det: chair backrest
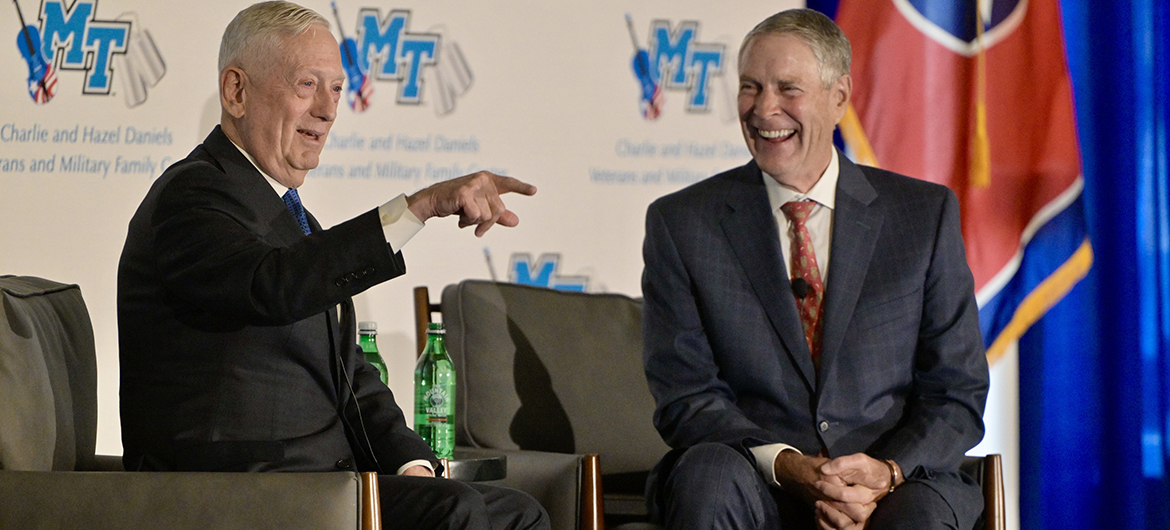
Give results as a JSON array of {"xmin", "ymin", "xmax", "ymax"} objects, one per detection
[
  {"xmin": 0, "ymin": 276, "xmax": 97, "ymax": 471},
  {"xmin": 438, "ymin": 280, "xmax": 670, "ymax": 475}
]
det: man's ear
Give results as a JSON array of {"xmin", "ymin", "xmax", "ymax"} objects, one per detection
[
  {"xmin": 832, "ymin": 74, "xmax": 853, "ymax": 121},
  {"xmin": 220, "ymin": 66, "xmax": 247, "ymax": 119}
]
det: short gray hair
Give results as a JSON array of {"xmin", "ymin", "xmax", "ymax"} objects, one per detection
[
  {"xmin": 739, "ymin": 8, "xmax": 851, "ymax": 88},
  {"xmin": 218, "ymin": 1, "xmax": 329, "ymax": 73}
]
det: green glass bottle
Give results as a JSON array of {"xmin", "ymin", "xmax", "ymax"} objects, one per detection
[
  {"xmin": 414, "ymin": 322, "xmax": 455, "ymax": 458},
  {"xmin": 358, "ymin": 321, "xmax": 388, "ymax": 385}
]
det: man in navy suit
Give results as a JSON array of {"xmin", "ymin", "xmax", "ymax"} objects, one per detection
[
  {"xmin": 118, "ymin": 2, "xmax": 546, "ymax": 529},
  {"xmin": 641, "ymin": 9, "xmax": 989, "ymax": 530}
]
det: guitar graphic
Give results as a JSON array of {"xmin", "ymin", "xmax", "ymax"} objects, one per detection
[
  {"xmin": 14, "ymin": 0, "xmax": 56, "ymax": 104},
  {"xmin": 331, "ymin": 2, "xmax": 372, "ymax": 112}
]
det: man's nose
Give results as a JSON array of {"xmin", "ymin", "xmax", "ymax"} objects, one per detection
[
  {"xmin": 754, "ymin": 89, "xmax": 781, "ymax": 115},
  {"xmin": 312, "ymin": 86, "xmax": 337, "ymax": 122}
]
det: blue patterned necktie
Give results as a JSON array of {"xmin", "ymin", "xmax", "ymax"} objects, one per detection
[{"xmin": 282, "ymin": 188, "xmax": 312, "ymax": 235}]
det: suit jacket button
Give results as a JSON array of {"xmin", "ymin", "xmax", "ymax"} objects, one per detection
[
  {"xmin": 335, "ymin": 459, "xmax": 352, "ymax": 470},
  {"xmin": 819, "ymin": 421, "xmax": 830, "ymax": 432},
  {"xmin": 345, "ymin": 273, "xmax": 356, "ymax": 281},
  {"xmin": 335, "ymin": 278, "xmax": 346, "ymax": 286}
]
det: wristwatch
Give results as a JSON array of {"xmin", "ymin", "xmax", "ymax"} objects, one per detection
[{"xmin": 883, "ymin": 459, "xmax": 900, "ymax": 494}]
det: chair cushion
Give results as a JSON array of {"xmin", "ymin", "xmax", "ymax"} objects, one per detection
[
  {"xmin": 441, "ymin": 280, "xmax": 669, "ymax": 475},
  {"xmin": 0, "ymin": 276, "xmax": 96, "ymax": 471}
]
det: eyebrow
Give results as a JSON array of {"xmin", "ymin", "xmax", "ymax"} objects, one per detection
[{"xmin": 291, "ymin": 67, "xmax": 346, "ymax": 84}]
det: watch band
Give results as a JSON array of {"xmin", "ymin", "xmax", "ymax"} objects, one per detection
[{"xmin": 883, "ymin": 459, "xmax": 899, "ymax": 494}]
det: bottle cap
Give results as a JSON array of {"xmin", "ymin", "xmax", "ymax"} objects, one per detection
[
  {"xmin": 359, "ymin": 321, "xmax": 377, "ymax": 332},
  {"xmin": 427, "ymin": 322, "xmax": 445, "ymax": 334}
]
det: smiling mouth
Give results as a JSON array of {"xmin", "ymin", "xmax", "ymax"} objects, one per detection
[
  {"xmin": 298, "ymin": 128, "xmax": 324, "ymax": 141},
  {"xmin": 755, "ymin": 127, "xmax": 796, "ymax": 140}
]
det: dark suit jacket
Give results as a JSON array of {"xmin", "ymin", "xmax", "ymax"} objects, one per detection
[
  {"xmin": 642, "ymin": 155, "xmax": 989, "ymax": 516},
  {"xmin": 118, "ymin": 126, "xmax": 433, "ymax": 474}
]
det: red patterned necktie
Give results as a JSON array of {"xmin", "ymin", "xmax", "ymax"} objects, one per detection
[{"xmin": 780, "ymin": 201, "xmax": 824, "ymax": 367}]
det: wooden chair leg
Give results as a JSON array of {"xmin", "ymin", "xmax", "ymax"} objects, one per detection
[
  {"xmin": 983, "ymin": 454, "xmax": 1005, "ymax": 530},
  {"xmin": 361, "ymin": 472, "xmax": 381, "ymax": 530},
  {"xmin": 581, "ymin": 454, "xmax": 604, "ymax": 530}
]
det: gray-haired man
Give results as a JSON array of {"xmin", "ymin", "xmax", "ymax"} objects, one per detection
[
  {"xmin": 118, "ymin": 3, "xmax": 547, "ymax": 528},
  {"xmin": 642, "ymin": 9, "xmax": 988, "ymax": 530}
]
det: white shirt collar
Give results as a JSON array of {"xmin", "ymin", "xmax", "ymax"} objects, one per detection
[
  {"xmin": 227, "ymin": 136, "xmax": 289, "ymax": 197},
  {"xmin": 762, "ymin": 148, "xmax": 839, "ymax": 210}
]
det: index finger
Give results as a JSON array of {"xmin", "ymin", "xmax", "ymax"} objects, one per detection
[
  {"xmin": 491, "ymin": 174, "xmax": 538, "ymax": 196},
  {"xmin": 821, "ymin": 453, "xmax": 870, "ymax": 475},
  {"xmin": 816, "ymin": 480, "xmax": 880, "ymax": 505}
]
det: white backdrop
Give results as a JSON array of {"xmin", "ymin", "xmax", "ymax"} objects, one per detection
[
  {"xmin": 1, "ymin": 0, "xmax": 788, "ymax": 454},
  {"xmin": 1, "ymin": 1, "xmax": 1016, "ymax": 526}
]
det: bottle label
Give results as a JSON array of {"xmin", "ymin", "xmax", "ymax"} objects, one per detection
[{"xmin": 423, "ymin": 387, "xmax": 451, "ymax": 419}]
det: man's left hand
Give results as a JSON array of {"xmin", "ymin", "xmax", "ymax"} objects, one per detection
[
  {"xmin": 811, "ymin": 453, "xmax": 901, "ymax": 529},
  {"xmin": 406, "ymin": 171, "xmax": 537, "ymax": 237},
  {"xmin": 819, "ymin": 453, "xmax": 898, "ymax": 504}
]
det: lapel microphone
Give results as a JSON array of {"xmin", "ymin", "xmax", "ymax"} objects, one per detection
[{"xmin": 791, "ymin": 278, "xmax": 811, "ymax": 299}]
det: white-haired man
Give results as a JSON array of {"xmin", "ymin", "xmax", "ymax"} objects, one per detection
[{"xmin": 118, "ymin": 3, "xmax": 547, "ymax": 528}]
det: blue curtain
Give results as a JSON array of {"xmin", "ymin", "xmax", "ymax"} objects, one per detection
[
  {"xmin": 1039, "ymin": 0, "xmax": 1170, "ymax": 528},
  {"xmin": 808, "ymin": 0, "xmax": 1170, "ymax": 527}
]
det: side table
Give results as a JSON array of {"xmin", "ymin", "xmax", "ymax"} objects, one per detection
[{"xmin": 440, "ymin": 449, "xmax": 506, "ymax": 481}]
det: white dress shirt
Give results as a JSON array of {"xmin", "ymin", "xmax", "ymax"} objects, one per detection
[{"xmin": 749, "ymin": 148, "xmax": 840, "ymax": 486}]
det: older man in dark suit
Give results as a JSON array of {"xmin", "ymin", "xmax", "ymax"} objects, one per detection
[
  {"xmin": 641, "ymin": 9, "xmax": 989, "ymax": 530},
  {"xmin": 117, "ymin": 2, "xmax": 546, "ymax": 529}
]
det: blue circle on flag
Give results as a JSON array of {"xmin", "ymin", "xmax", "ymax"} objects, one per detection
[{"xmin": 907, "ymin": 0, "xmax": 1022, "ymax": 43}]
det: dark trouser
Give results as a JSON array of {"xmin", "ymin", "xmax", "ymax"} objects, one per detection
[
  {"xmin": 648, "ymin": 442, "xmax": 980, "ymax": 530},
  {"xmin": 378, "ymin": 476, "xmax": 549, "ymax": 530}
]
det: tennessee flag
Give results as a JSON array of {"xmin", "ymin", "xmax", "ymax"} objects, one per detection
[{"xmin": 835, "ymin": 0, "xmax": 1092, "ymax": 364}]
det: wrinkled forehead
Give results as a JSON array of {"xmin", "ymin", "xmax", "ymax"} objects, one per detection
[
  {"xmin": 738, "ymin": 33, "xmax": 817, "ymax": 71},
  {"xmin": 258, "ymin": 24, "xmax": 341, "ymax": 79}
]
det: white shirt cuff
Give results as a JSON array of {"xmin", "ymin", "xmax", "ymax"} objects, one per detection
[
  {"xmin": 396, "ymin": 459, "xmax": 435, "ymax": 476},
  {"xmin": 378, "ymin": 194, "xmax": 425, "ymax": 252},
  {"xmin": 749, "ymin": 443, "xmax": 802, "ymax": 487}
]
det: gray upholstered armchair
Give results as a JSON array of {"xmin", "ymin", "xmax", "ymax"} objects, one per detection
[
  {"xmin": 416, "ymin": 280, "xmax": 1007, "ymax": 530},
  {"xmin": 415, "ymin": 280, "xmax": 671, "ymax": 530},
  {"xmin": 0, "ymin": 276, "xmax": 381, "ymax": 529}
]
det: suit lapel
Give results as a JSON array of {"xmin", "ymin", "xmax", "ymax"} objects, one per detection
[
  {"xmin": 721, "ymin": 162, "xmax": 818, "ymax": 390},
  {"xmin": 819, "ymin": 155, "xmax": 882, "ymax": 387},
  {"xmin": 202, "ymin": 126, "xmax": 308, "ymax": 244}
]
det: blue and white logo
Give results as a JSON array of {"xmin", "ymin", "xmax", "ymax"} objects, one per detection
[
  {"xmin": 355, "ymin": 9, "xmax": 437, "ymax": 104},
  {"xmin": 509, "ymin": 253, "xmax": 588, "ymax": 292},
  {"xmin": 625, "ymin": 17, "xmax": 725, "ymax": 118},
  {"xmin": 13, "ymin": 0, "xmax": 165, "ymax": 106},
  {"xmin": 334, "ymin": 5, "xmax": 473, "ymax": 115}
]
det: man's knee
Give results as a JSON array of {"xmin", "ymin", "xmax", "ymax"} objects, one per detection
[
  {"xmin": 658, "ymin": 443, "xmax": 775, "ymax": 529},
  {"xmin": 472, "ymin": 483, "xmax": 549, "ymax": 530},
  {"xmin": 869, "ymin": 481, "xmax": 958, "ymax": 530},
  {"xmin": 407, "ymin": 479, "xmax": 492, "ymax": 530},
  {"xmin": 669, "ymin": 443, "xmax": 759, "ymax": 487}
]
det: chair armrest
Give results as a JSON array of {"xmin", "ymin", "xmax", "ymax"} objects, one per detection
[
  {"xmin": 0, "ymin": 470, "xmax": 364, "ymax": 530},
  {"xmin": 454, "ymin": 447, "xmax": 596, "ymax": 530}
]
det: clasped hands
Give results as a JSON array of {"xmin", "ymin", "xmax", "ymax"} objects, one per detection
[
  {"xmin": 407, "ymin": 171, "xmax": 537, "ymax": 237},
  {"xmin": 775, "ymin": 451, "xmax": 903, "ymax": 530}
]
